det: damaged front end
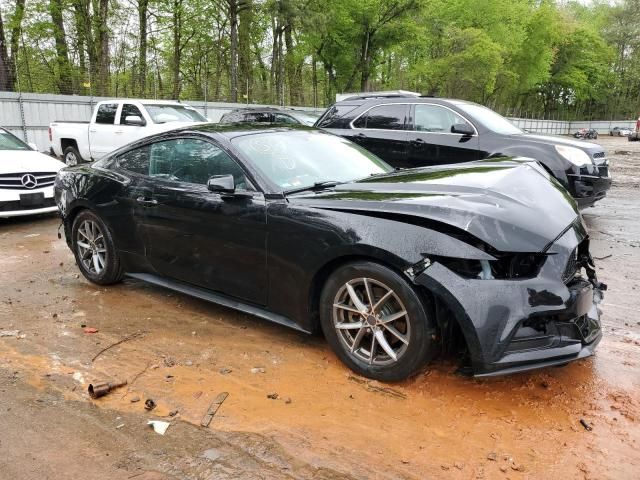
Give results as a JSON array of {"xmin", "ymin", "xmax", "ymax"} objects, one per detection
[{"xmin": 409, "ymin": 219, "xmax": 606, "ymax": 377}]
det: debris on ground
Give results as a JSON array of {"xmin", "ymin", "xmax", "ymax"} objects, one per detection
[
  {"xmin": 168, "ymin": 409, "xmax": 178, "ymax": 417},
  {"xmin": 580, "ymin": 419, "xmax": 593, "ymax": 431},
  {"xmin": 130, "ymin": 396, "xmax": 141, "ymax": 403},
  {"xmin": 147, "ymin": 420, "xmax": 171, "ymax": 435},
  {"xmin": 83, "ymin": 327, "xmax": 99, "ymax": 334},
  {"xmin": 163, "ymin": 356, "xmax": 176, "ymax": 367},
  {"xmin": 91, "ymin": 332, "xmax": 145, "ymax": 362},
  {"xmin": 347, "ymin": 375, "xmax": 407, "ymax": 400},
  {"xmin": 250, "ymin": 367, "xmax": 265, "ymax": 374},
  {"xmin": 267, "ymin": 392, "xmax": 279, "ymax": 400},
  {"xmin": 115, "ymin": 424, "xmax": 125, "ymax": 429},
  {"xmin": 201, "ymin": 448, "xmax": 222, "ymax": 461},
  {"xmin": 219, "ymin": 367, "xmax": 232, "ymax": 375},
  {"xmin": 594, "ymin": 254, "xmax": 613, "ymax": 260},
  {"xmin": 285, "ymin": 397, "xmax": 292, "ymax": 404},
  {"xmin": 88, "ymin": 380, "xmax": 128, "ymax": 399},
  {"xmin": 0, "ymin": 330, "xmax": 20, "ymax": 337},
  {"xmin": 72, "ymin": 372, "xmax": 85, "ymax": 384},
  {"xmin": 200, "ymin": 392, "xmax": 229, "ymax": 427},
  {"xmin": 144, "ymin": 399, "xmax": 156, "ymax": 411},
  {"xmin": 454, "ymin": 461, "xmax": 464, "ymax": 470},
  {"xmin": 487, "ymin": 452, "xmax": 497, "ymax": 461}
]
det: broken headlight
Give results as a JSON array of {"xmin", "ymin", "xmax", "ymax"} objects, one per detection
[{"xmin": 435, "ymin": 253, "xmax": 547, "ymax": 280}]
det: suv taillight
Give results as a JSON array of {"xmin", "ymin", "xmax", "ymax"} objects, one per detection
[{"xmin": 48, "ymin": 127, "xmax": 52, "ymax": 142}]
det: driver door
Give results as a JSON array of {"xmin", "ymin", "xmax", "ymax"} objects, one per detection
[{"xmin": 140, "ymin": 137, "xmax": 268, "ymax": 305}]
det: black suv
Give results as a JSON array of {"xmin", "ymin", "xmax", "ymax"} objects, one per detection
[
  {"xmin": 219, "ymin": 107, "xmax": 319, "ymax": 126},
  {"xmin": 316, "ymin": 94, "xmax": 611, "ymax": 207}
]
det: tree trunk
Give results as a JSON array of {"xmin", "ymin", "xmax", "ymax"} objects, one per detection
[
  {"xmin": 50, "ymin": 0, "xmax": 73, "ymax": 94},
  {"xmin": 95, "ymin": 0, "xmax": 110, "ymax": 96},
  {"xmin": 0, "ymin": 9, "xmax": 11, "ymax": 91},
  {"xmin": 0, "ymin": 0, "xmax": 25, "ymax": 91},
  {"xmin": 238, "ymin": 0, "xmax": 252, "ymax": 103},
  {"xmin": 360, "ymin": 29, "xmax": 371, "ymax": 91},
  {"xmin": 229, "ymin": 0, "xmax": 239, "ymax": 102},
  {"xmin": 137, "ymin": 0, "xmax": 149, "ymax": 96},
  {"xmin": 171, "ymin": 0, "xmax": 182, "ymax": 98}
]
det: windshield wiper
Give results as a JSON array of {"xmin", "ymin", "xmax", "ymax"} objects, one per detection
[{"xmin": 284, "ymin": 181, "xmax": 342, "ymax": 195}]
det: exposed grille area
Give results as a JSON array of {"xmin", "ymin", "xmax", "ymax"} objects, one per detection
[
  {"xmin": 0, "ymin": 172, "xmax": 57, "ymax": 190},
  {"xmin": 562, "ymin": 247, "xmax": 579, "ymax": 283},
  {"xmin": 598, "ymin": 165, "xmax": 609, "ymax": 177},
  {"xmin": 592, "ymin": 151, "xmax": 606, "ymax": 159},
  {"xmin": 0, "ymin": 197, "xmax": 56, "ymax": 212}
]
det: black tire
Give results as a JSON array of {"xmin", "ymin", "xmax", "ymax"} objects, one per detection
[
  {"xmin": 71, "ymin": 210, "xmax": 123, "ymax": 285},
  {"xmin": 319, "ymin": 261, "xmax": 435, "ymax": 382},
  {"xmin": 63, "ymin": 145, "xmax": 83, "ymax": 166}
]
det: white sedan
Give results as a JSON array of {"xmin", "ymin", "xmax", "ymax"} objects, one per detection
[{"xmin": 1, "ymin": 128, "xmax": 65, "ymax": 218}]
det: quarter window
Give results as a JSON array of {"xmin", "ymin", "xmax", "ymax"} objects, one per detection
[
  {"xmin": 353, "ymin": 104, "xmax": 407, "ymax": 130},
  {"xmin": 413, "ymin": 104, "xmax": 472, "ymax": 133},
  {"xmin": 95, "ymin": 103, "xmax": 118, "ymax": 124}
]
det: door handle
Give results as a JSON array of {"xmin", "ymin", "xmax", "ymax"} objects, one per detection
[
  {"xmin": 136, "ymin": 196, "xmax": 158, "ymax": 206},
  {"xmin": 411, "ymin": 138, "xmax": 425, "ymax": 145},
  {"xmin": 89, "ymin": 129, "xmax": 97, "ymax": 133},
  {"xmin": 355, "ymin": 133, "xmax": 367, "ymax": 139},
  {"xmin": 115, "ymin": 130, "xmax": 123, "ymax": 134}
]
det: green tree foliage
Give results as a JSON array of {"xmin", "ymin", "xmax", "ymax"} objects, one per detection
[{"xmin": 0, "ymin": 0, "xmax": 638, "ymax": 119}]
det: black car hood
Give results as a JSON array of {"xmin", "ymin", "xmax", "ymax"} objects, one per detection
[{"xmin": 288, "ymin": 159, "xmax": 580, "ymax": 253}]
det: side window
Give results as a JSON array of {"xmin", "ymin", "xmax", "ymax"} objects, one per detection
[
  {"xmin": 414, "ymin": 104, "xmax": 472, "ymax": 133},
  {"xmin": 273, "ymin": 113, "xmax": 298, "ymax": 125},
  {"xmin": 148, "ymin": 138, "xmax": 254, "ymax": 190},
  {"xmin": 120, "ymin": 104, "xmax": 144, "ymax": 124},
  {"xmin": 95, "ymin": 103, "xmax": 118, "ymax": 124},
  {"xmin": 117, "ymin": 145, "xmax": 151, "ymax": 175},
  {"xmin": 353, "ymin": 104, "xmax": 407, "ymax": 130}
]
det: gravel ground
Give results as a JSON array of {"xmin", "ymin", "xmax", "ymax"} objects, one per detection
[{"xmin": 1, "ymin": 135, "xmax": 639, "ymax": 479}]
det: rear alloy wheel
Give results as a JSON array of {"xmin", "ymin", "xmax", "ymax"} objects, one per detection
[
  {"xmin": 63, "ymin": 146, "xmax": 83, "ymax": 166},
  {"xmin": 72, "ymin": 210, "xmax": 123, "ymax": 285},
  {"xmin": 320, "ymin": 262, "xmax": 435, "ymax": 381}
]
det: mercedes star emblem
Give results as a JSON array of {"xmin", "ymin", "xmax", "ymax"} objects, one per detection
[{"xmin": 21, "ymin": 173, "xmax": 38, "ymax": 189}]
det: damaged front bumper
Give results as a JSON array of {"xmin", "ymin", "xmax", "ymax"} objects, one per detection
[{"xmin": 412, "ymin": 225, "xmax": 605, "ymax": 377}]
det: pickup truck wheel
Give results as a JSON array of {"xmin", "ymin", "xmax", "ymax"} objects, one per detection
[{"xmin": 63, "ymin": 146, "xmax": 83, "ymax": 166}]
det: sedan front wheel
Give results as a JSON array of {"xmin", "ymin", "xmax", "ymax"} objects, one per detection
[{"xmin": 320, "ymin": 261, "xmax": 436, "ymax": 381}]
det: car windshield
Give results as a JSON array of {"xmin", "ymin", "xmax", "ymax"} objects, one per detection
[
  {"xmin": 0, "ymin": 129, "xmax": 30, "ymax": 151},
  {"xmin": 146, "ymin": 105, "xmax": 207, "ymax": 123},
  {"xmin": 232, "ymin": 130, "xmax": 392, "ymax": 191},
  {"xmin": 456, "ymin": 104, "xmax": 523, "ymax": 135}
]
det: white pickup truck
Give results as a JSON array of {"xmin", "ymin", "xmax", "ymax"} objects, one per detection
[{"xmin": 49, "ymin": 99, "xmax": 208, "ymax": 165}]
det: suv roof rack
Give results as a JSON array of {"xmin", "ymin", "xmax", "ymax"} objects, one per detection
[{"xmin": 336, "ymin": 90, "xmax": 421, "ymax": 102}]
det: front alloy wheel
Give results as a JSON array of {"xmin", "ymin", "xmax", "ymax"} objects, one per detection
[
  {"xmin": 320, "ymin": 261, "xmax": 435, "ymax": 381},
  {"xmin": 333, "ymin": 278, "xmax": 410, "ymax": 365}
]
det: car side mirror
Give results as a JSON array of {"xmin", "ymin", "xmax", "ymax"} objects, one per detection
[
  {"xmin": 207, "ymin": 174, "xmax": 235, "ymax": 194},
  {"xmin": 124, "ymin": 115, "xmax": 146, "ymax": 126},
  {"xmin": 28, "ymin": 142, "xmax": 38, "ymax": 151},
  {"xmin": 451, "ymin": 123, "xmax": 474, "ymax": 136}
]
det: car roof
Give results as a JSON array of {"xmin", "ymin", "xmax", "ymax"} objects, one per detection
[
  {"xmin": 163, "ymin": 122, "xmax": 316, "ymax": 140},
  {"xmin": 333, "ymin": 96, "xmax": 480, "ymax": 108},
  {"xmin": 225, "ymin": 107, "xmax": 316, "ymax": 115}
]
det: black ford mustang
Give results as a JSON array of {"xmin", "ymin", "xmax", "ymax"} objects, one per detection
[{"xmin": 54, "ymin": 124, "xmax": 605, "ymax": 381}]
